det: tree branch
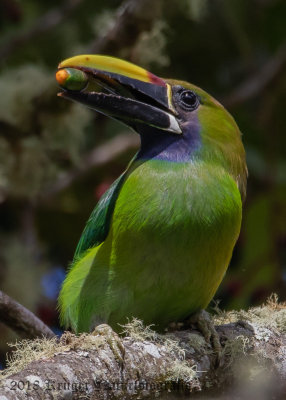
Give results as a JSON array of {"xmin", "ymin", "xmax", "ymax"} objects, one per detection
[
  {"xmin": 0, "ymin": 0, "xmax": 163, "ymax": 64},
  {"xmin": 1, "ymin": 301, "xmax": 286, "ymax": 399},
  {"xmin": 0, "ymin": 290, "xmax": 55, "ymax": 340},
  {"xmin": 223, "ymin": 41, "xmax": 286, "ymax": 108},
  {"xmin": 39, "ymin": 132, "xmax": 139, "ymax": 202}
]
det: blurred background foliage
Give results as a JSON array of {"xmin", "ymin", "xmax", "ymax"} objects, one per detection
[{"xmin": 0, "ymin": 0, "xmax": 285, "ymax": 367}]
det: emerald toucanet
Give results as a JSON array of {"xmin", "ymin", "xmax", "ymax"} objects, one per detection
[{"xmin": 56, "ymin": 55, "xmax": 247, "ymax": 334}]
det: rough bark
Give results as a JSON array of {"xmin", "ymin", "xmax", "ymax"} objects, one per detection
[{"xmin": 1, "ymin": 300, "xmax": 286, "ymax": 399}]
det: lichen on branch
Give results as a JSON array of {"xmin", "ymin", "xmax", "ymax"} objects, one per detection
[{"xmin": 1, "ymin": 298, "xmax": 286, "ymax": 399}]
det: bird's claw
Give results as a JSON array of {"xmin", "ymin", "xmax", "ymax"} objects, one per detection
[
  {"xmin": 92, "ymin": 324, "xmax": 125, "ymax": 368},
  {"xmin": 187, "ymin": 310, "xmax": 222, "ymax": 366},
  {"xmin": 167, "ymin": 321, "xmax": 185, "ymax": 331}
]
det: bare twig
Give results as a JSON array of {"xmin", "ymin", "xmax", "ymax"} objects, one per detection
[
  {"xmin": 223, "ymin": 41, "xmax": 286, "ymax": 108},
  {"xmin": 0, "ymin": 290, "xmax": 55, "ymax": 339},
  {"xmin": 0, "ymin": 0, "xmax": 163, "ymax": 63},
  {"xmin": 1, "ymin": 302, "xmax": 286, "ymax": 398},
  {"xmin": 0, "ymin": 0, "xmax": 84, "ymax": 62},
  {"xmin": 40, "ymin": 132, "xmax": 139, "ymax": 201},
  {"xmin": 89, "ymin": 0, "xmax": 163, "ymax": 55}
]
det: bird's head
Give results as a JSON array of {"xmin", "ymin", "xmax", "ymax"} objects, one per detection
[{"xmin": 56, "ymin": 55, "xmax": 247, "ymax": 198}]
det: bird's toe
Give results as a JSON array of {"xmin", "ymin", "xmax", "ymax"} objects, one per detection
[
  {"xmin": 187, "ymin": 310, "xmax": 222, "ymax": 365},
  {"xmin": 92, "ymin": 323, "xmax": 125, "ymax": 367}
]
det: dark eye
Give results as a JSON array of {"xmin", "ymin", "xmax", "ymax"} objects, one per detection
[{"xmin": 179, "ymin": 90, "xmax": 200, "ymax": 111}]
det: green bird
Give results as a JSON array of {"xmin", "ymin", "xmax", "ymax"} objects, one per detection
[{"xmin": 56, "ymin": 55, "xmax": 247, "ymax": 335}]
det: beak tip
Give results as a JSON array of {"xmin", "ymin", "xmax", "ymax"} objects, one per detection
[{"xmin": 168, "ymin": 115, "xmax": 182, "ymax": 134}]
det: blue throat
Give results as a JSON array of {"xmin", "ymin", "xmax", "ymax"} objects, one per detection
[{"xmin": 135, "ymin": 116, "xmax": 201, "ymax": 163}]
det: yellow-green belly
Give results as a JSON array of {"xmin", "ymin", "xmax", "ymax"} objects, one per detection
[{"xmin": 61, "ymin": 160, "xmax": 242, "ymax": 332}]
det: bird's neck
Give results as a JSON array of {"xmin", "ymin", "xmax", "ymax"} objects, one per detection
[
  {"xmin": 135, "ymin": 122, "xmax": 246, "ymax": 201},
  {"xmin": 135, "ymin": 119, "xmax": 201, "ymax": 163}
]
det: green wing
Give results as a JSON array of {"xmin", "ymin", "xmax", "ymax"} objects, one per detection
[{"xmin": 74, "ymin": 172, "xmax": 126, "ymax": 260}]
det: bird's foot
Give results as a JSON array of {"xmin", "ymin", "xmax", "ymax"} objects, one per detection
[
  {"xmin": 187, "ymin": 310, "xmax": 222, "ymax": 366},
  {"xmin": 167, "ymin": 321, "xmax": 185, "ymax": 331},
  {"xmin": 92, "ymin": 324, "xmax": 125, "ymax": 368}
]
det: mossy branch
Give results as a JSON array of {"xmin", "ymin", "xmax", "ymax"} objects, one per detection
[{"xmin": 1, "ymin": 297, "xmax": 286, "ymax": 399}]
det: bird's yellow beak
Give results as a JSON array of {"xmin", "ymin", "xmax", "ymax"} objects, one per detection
[
  {"xmin": 58, "ymin": 54, "xmax": 166, "ymax": 87},
  {"xmin": 56, "ymin": 54, "xmax": 181, "ymax": 134}
]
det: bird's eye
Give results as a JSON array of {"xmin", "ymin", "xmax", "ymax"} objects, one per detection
[{"xmin": 179, "ymin": 90, "xmax": 200, "ymax": 111}]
